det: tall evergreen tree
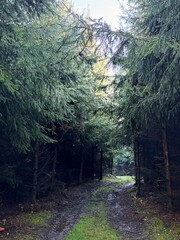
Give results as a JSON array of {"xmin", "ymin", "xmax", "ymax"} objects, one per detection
[{"xmin": 111, "ymin": 0, "xmax": 180, "ymax": 208}]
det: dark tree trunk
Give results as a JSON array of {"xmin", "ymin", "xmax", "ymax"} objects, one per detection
[
  {"xmin": 110, "ymin": 158, "xmax": 113, "ymax": 175},
  {"xmin": 79, "ymin": 143, "xmax": 84, "ymax": 184},
  {"xmin": 51, "ymin": 144, "xmax": 58, "ymax": 190},
  {"xmin": 134, "ymin": 141, "xmax": 138, "ymax": 186},
  {"xmin": 99, "ymin": 148, "xmax": 103, "ymax": 180},
  {"xmin": 91, "ymin": 145, "xmax": 95, "ymax": 180},
  {"xmin": 32, "ymin": 141, "xmax": 39, "ymax": 203},
  {"xmin": 162, "ymin": 123, "xmax": 173, "ymax": 209},
  {"xmin": 134, "ymin": 139, "xmax": 141, "ymax": 196}
]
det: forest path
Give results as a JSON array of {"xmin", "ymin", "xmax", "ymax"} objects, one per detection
[
  {"xmin": 39, "ymin": 182, "xmax": 100, "ymax": 240},
  {"xmin": 106, "ymin": 183, "xmax": 150, "ymax": 239},
  {"xmin": 39, "ymin": 178, "xmax": 150, "ymax": 240}
]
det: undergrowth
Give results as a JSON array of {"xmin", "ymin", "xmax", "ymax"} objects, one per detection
[
  {"xmin": 25, "ymin": 211, "xmax": 52, "ymax": 226},
  {"xmin": 130, "ymin": 188, "xmax": 180, "ymax": 240},
  {"xmin": 13, "ymin": 211, "xmax": 52, "ymax": 240},
  {"xmin": 150, "ymin": 217, "xmax": 180, "ymax": 240}
]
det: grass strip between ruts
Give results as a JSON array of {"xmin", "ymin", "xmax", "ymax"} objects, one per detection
[{"xmin": 64, "ymin": 176, "xmax": 134, "ymax": 240}]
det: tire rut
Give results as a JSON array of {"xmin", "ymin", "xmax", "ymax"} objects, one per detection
[
  {"xmin": 106, "ymin": 183, "xmax": 150, "ymax": 240},
  {"xmin": 39, "ymin": 182, "xmax": 150, "ymax": 240}
]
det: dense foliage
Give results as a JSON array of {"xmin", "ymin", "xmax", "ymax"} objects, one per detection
[
  {"xmin": 0, "ymin": 0, "xmax": 122, "ymax": 203},
  {"xmin": 112, "ymin": 0, "xmax": 180, "ymax": 209}
]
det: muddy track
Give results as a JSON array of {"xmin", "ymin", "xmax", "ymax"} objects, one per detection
[
  {"xmin": 39, "ymin": 182, "xmax": 102, "ymax": 240},
  {"xmin": 106, "ymin": 183, "xmax": 150, "ymax": 240},
  {"xmin": 39, "ymin": 182, "xmax": 148, "ymax": 240}
]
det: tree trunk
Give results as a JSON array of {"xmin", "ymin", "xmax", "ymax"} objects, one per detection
[
  {"xmin": 51, "ymin": 144, "xmax": 58, "ymax": 190},
  {"xmin": 99, "ymin": 148, "xmax": 103, "ymax": 180},
  {"xmin": 91, "ymin": 145, "xmax": 95, "ymax": 180},
  {"xmin": 32, "ymin": 141, "xmax": 39, "ymax": 203},
  {"xmin": 134, "ymin": 139, "xmax": 141, "ymax": 196},
  {"xmin": 110, "ymin": 158, "xmax": 113, "ymax": 175},
  {"xmin": 134, "ymin": 141, "xmax": 138, "ymax": 186},
  {"xmin": 162, "ymin": 123, "xmax": 173, "ymax": 209},
  {"xmin": 79, "ymin": 143, "xmax": 84, "ymax": 183}
]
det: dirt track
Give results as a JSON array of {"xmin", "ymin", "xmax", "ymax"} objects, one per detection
[
  {"xmin": 106, "ymin": 183, "xmax": 150, "ymax": 239},
  {"xmin": 39, "ymin": 181, "xmax": 149, "ymax": 240}
]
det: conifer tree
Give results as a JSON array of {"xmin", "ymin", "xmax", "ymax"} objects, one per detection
[{"xmin": 112, "ymin": 0, "xmax": 180, "ymax": 208}]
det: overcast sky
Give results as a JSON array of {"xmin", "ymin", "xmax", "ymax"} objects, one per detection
[{"xmin": 71, "ymin": 0, "xmax": 121, "ymax": 29}]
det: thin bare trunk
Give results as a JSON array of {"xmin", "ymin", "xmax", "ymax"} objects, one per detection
[
  {"xmin": 51, "ymin": 145, "xmax": 58, "ymax": 189},
  {"xmin": 99, "ymin": 148, "xmax": 103, "ymax": 180},
  {"xmin": 110, "ymin": 158, "xmax": 113, "ymax": 175},
  {"xmin": 134, "ymin": 139, "xmax": 141, "ymax": 196},
  {"xmin": 32, "ymin": 141, "xmax": 39, "ymax": 203},
  {"xmin": 91, "ymin": 145, "xmax": 95, "ymax": 180},
  {"xmin": 162, "ymin": 123, "xmax": 173, "ymax": 209},
  {"xmin": 134, "ymin": 141, "xmax": 138, "ymax": 187},
  {"xmin": 79, "ymin": 144, "xmax": 84, "ymax": 183}
]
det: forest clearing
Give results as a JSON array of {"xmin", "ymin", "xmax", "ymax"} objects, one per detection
[{"xmin": 0, "ymin": 0, "xmax": 180, "ymax": 239}]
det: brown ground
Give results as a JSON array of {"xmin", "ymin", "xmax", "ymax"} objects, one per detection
[
  {"xmin": 39, "ymin": 182, "xmax": 101, "ymax": 240},
  {"xmin": 39, "ymin": 182, "xmax": 149, "ymax": 240},
  {"xmin": 0, "ymin": 180, "xmax": 179, "ymax": 239},
  {"xmin": 106, "ymin": 183, "xmax": 151, "ymax": 239}
]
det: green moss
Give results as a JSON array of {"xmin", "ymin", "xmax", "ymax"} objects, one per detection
[
  {"xmin": 64, "ymin": 178, "xmax": 133, "ymax": 240},
  {"xmin": 13, "ymin": 211, "xmax": 52, "ymax": 240},
  {"xmin": 92, "ymin": 175, "xmax": 134, "ymax": 200},
  {"xmin": 19, "ymin": 210, "xmax": 51, "ymax": 227},
  {"xmin": 129, "ymin": 184, "xmax": 180, "ymax": 240},
  {"xmin": 150, "ymin": 217, "xmax": 180, "ymax": 240},
  {"xmin": 92, "ymin": 185, "xmax": 116, "ymax": 199},
  {"xmin": 65, "ymin": 201, "xmax": 120, "ymax": 240},
  {"xmin": 103, "ymin": 175, "xmax": 134, "ymax": 184},
  {"xmin": 27, "ymin": 211, "xmax": 52, "ymax": 226},
  {"xmin": 115, "ymin": 175, "xmax": 134, "ymax": 183}
]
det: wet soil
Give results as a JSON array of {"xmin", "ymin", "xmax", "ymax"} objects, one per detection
[
  {"xmin": 1, "ymin": 181, "xmax": 179, "ymax": 239},
  {"xmin": 39, "ymin": 181, "xmax": 149, "ymax": 240},
  {"xmin": 106, "ymin": 183, "xmax": 150, "ymax": 240},
  {"xmin": 39, "ymin": 182, "xmax": 103, "ymax": 240}
]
